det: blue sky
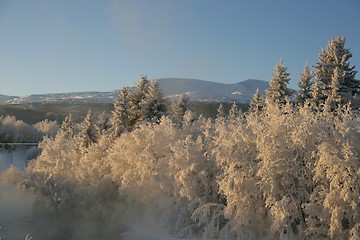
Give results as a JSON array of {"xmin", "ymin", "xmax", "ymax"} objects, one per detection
[{"xmin": 0, "ymin": 0, "xmax": 359, "ymax": 96}]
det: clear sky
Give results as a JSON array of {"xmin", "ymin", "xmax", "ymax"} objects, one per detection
[{"xmin": 0, "ymin": 0, "xmax": 359, "ymax": 96}]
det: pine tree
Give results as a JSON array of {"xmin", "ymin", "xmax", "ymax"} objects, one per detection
[
  {"xmin": 77, "ymin": 110, "xmax": 97, "ymax": 151},
  {"xmin": 140, "ymin": 80, "xmax": 166, "ymax": 122},
  {"xmin": 94, "ymin": 112, "xmax": 110, "ymax": 137},
  {"xmin": 249, "ymin": 88, "xmax": 264, "ymax": 113},
  {"xmin": 313, "ymin": 36, "xmax": 359, "ymax": 104},
  {"xmin": 128, "ymin": 75, "xmax": 150, "ymax": 124},
  {"xmin": 228, "ymin": 102, "xmax": 239, "ymax": 122},
  {"xmin": 111, "ymin": 86, "xmax": 132, "ymax": 136},
  {"xmin": 311, "ymin": 77, "xmax": 322, "ymax": 105},
  {"xmin": 171, "ymin": 94, "xmax": 189, "ymax": 126},
  {"xmin": 58, "ymin": 114, "xmax": 73, "ymax": 139},
  {"xmin": 325, "ymin": 66, "xmax": 342, "ymax": 110},
  {"xmin": 110, "ymin": 76, "xmax": 168, "ymax": 135},
  {"xmin": 296, "ymin": 62, "xmax": 313, "ymax": 106},
  {"xmin": 265, "ymin": 60, "xmax": 293, "ymax": 105}
]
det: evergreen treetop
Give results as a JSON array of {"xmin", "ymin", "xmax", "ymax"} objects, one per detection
[
  {"xmin": 296, "ymin": 62, "xmax": 314, "ymax": 105},
  {"xmin": 313, "ymin": 36, "xmax": 359, "ymax": 104},
  {"xmin": 265, "ymin": 60, "xmax": 293, "ymax": 105}
]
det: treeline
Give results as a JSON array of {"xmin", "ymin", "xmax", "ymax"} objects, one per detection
[
  {"xmin": 249, "ymin": 36, "xmax": 359, "ymax": 113},
  {"xmin": 0, "ymin": 115, "xmax": 58, "ymax": 143},
  {"xmin": 11, "ymin": 36, "xmax": 360, "ymax": 240},
  {"xmin": 0, "ymin": 102, "xmax": 114, "ymax": 125}
]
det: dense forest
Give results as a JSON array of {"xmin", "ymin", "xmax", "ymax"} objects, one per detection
[{"xmin": 1, "ymin": 36, "xmax": 359, "ymax": 239}]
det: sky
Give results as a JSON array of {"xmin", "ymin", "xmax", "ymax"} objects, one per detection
[{"xmin": 0, "ymin": 0, "xmax": 359, "ymax": 96}]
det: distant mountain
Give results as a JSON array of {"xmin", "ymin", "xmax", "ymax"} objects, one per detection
[
  {"xmin": 5, "ymin": 91, "xmax": 119, "ymax": 104},
  {"xmin": 158, "ymin": 78, "xmax": 269, "ymax": 103},
  {"xmin": 1, "ymin": 78, "xmax": 270, "ymax": 104},
  {"xmin": 0, "ymin": 94, "xmax": 18, "ymax": 103}
]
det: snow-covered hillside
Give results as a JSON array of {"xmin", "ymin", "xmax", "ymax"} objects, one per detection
[
  {"xmin": 158, "ymin": 78, "xmax": 268, "ymax": 102},
  {"xmin": 0, "ymin": 94, "xmax": 18, "ymax": 103},
  {"xmin": 1, "ymin": 79, "xmax": 269, "ymax": 104},
  {"xmin": 5, "ymin": 91, "xmax": 119, "ymax": 104}
]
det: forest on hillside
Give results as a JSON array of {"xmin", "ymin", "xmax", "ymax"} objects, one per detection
[{"xmin": 0, "ymin": 36, "xmax": 359, "ymax": 240}]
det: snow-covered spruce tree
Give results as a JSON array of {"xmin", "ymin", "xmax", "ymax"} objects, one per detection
[
  {"xmin": 110, "ymin": 86, "xmax": 132, "ymax": 136},
  {"xmin": 170, "ymin": 93, "xmax": 189, "ymax": 126},
  {"xmin": 58, "ymin": 114, "xmax": 74, "ymax": 139},
  {"xmin": 94, "ymin": 111, "xmax": 110, "ymax": 137},
  {"xmin": 266, "ymin": 60, "xmax": 293, "ymax": 106},
  {"xmin": 296, "ymin": 62, "xmax": 314, "ymax": 106},
  {"xmin": 128, "ymin": 75, "xmax": 150, "ymax": 125},
  {"xmin": 228, "ymin": 102, "xmax": 241, "ymax": 123},
  {"xmin": 140, "ymin": 80, "xmax": 167, "ymax": 123},
  {"xmin": 313, "ymin": 36, "xmax": 359, "ymax": 105},
  {"xmin": 76, "ymin": 110, "xmax": 98, "ymax": 153},
  {"xmin": 110, "ymin": 76, "xmax": 167, "ymax": 137},
  {"xmin": 216, "ymin": 103, "xmax": 225, "ymax": 121},
  {"xmin": 248, "ymin": 88, "xmax": 265, "ymax": 114},
  {"xmin": 311, "ymin": 77, "xmax": 322, "ymax": 108},
  {"xmin": 324, "ymin": 66, "xmax": 342, "ymax": 111}
]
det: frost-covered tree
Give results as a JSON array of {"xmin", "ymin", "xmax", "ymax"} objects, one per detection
[
  {"xmin": 58, "ymin": 114, "xmax": 73, "ymax": 139},
  {"xmin": 128, "ymin": 75, "xmax": 150, "ymax": 125},
  {"xmin": 311, "ymin": 77, "xmax": 323, "ymax": 106},
  {"xmin": 94, "ymin": 112, "xmax": 110, "ymax": 137},
  {"xmin": 248, "ymin": 88, "xmax": 264, "ymax": 114},
  {"xmin": 296, "ymin": 62, "xmax": 313, "ymax": 106},
  {"xmin": 170, "ymin": 94, "xmax": 189, "ymax": 126},
  {"xmin": 112, "ymin": 76, "xmax": 168, "ymax": 129},
  {"xmin": 0, "ymin": 115, "xmax": 44, "ymax": 143},
  {"xmin": 18, "ymin": 71, "xmax": 360, "ymax": 239},
  {"xmin": 216, "ymin": 103, "xmax": 225, "ymax": 121},
  {"xmin": 110, "ymin": 86, "xmax": 132, "ymax": 136},
  {"xmin": 313, "ymin": 36, "xmax": 359, "ymax": 104},
  {"xmin": 34, "ymin": 119, "xmax": 59, "ymax": 138},
  {"xmin": 266, "ymin": 60, "xmax": 293, "ymax": 105},
  {"xmin": 140, "ymin": 80, "xmax": 166, "ymax": 122},
  {"xmin": 77, "ymin": 110, "xmax": 97, "ymax": 152},
  {"xmin": 228, "ymin": 102, "xmax": 240, "ymax": 123},
  {"xmin": 325, "ymin": 66, "xmax": 342, "ymax": 110}
]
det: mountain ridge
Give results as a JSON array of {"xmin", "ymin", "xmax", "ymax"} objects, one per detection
[{"xmin": 1, "ymin": 78, "xmax": 270, "ymax": 104}]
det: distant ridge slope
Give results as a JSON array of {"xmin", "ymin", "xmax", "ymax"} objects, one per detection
[
  {"xmin": 157, "ymin": 78, "xmax": 269, "ymax": 103},
  {"xmin": 0, "ymin": 94, "xmax": 18, "ymax": 103},
  {"xmin": 6, "ymin": 91, "xmax": 119, "ymax": 104},
  {"xmin": 1, "ymin": 78, "xmax": 270, "ymax": 104}
]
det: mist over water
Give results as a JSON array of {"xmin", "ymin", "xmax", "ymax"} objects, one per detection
[
  {"xmin": 0, "ymin": 181, "xmax": 133, "ymax": 240},
  {"xmin": 0, "ymin": 167, "xmax": 131, "ymax": 240},
  {"xmin": 0, "ymin": 181, "xmax": 34, "ymax": 239}
]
